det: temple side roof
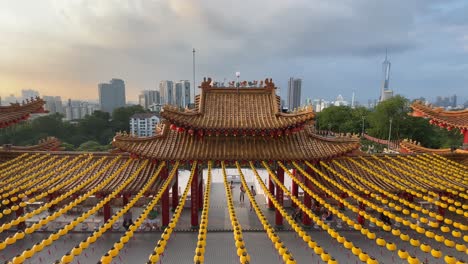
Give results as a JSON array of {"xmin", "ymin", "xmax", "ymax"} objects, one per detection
[
  {"xmin": 1, "ymin": 137, "xmax": 63, "ymax": 152},
  {"xmin": 112, "ymin": 121, "xmax": 359, "ymax": 161},
  {"xmin": 399, "ymin": 139, "xmax": 468, "ymax": 154},
  {"xmin": 0, "ymin": 97, "xmax": 47, "ymax": 128},
  {"xmin": 411, "ymin": 101, "xmax": 468, "ymax": 130},
  {"xmin": 161, "ymin": 78, "xmax": 314, "ymax": 135}
]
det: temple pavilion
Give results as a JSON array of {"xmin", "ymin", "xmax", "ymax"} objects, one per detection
[{"xmin": 0, "ymin": 79, "xmax": 466, "ymax": 264}]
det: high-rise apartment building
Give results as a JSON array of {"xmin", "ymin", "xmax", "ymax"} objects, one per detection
[
  {"xmin": 138, "ymin": 90, "xmax": 160, "ymax": 110},
  {"xmin": 43, "ymin": 96, "xmax": 64, "ymax": 115},
  {"xmin": 174, "ymin": 82, "xmax": 183, "ymax": 108},
  {"xmin": 287, "ymin": 77, "xmax": 302, "ymax": 111},
  {"xmin": 21, "ymin": 89, "xmax": 40, "ymax": 100},
  {"xmin": 380, "ymin": 51, "xmax": 393, "ymax": 102},
  {"xmin": 181, "ymin": 80, "xmax": 191, "ymax": 107},
  {"xmin": 159, "ymin": 81, "xmax": 174, "ymax": 105},
  {"xmin": 98, "ymin": 78, "xmax": 126, "ymax": 114}
]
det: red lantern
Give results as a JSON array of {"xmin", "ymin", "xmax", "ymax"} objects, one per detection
[
  {"xmin": 447, "ymin": 126, "xmax": 453, "ymax": 131},
  {"xmin": 197, "ymin": 130, "xmax": 204, "ymax": 137},
  {"xmin": 285, "ymin": 129, "xmax": 290, "ymax": 136},
  {"xmin": 177, "ymin": 126, "xmax": 184, "ymax": 133},
  {"xmin": 429, "ymin": 119, "xmax": 435, "ymax": 125},
  {"xmin": 170, "ymin": 124, "xmax": 177, "ymax": 130},
  {"xmin": 188, "ymin": 129, "xmax": 194, "ymax": 136},
  {"xmin": 277, "ymin": 130, "xmax": 282, "ymax": 137}
]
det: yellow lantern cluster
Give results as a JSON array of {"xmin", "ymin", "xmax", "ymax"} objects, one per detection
[
  {"xmin": 398, "ymin": 155, "xmax": 465, "ymax": 199},
  {"xmin": 343, "ymin": 157, "xmax": 463, "ymax": 234},
  {"xmin": 250, "ymin": 163, "xmax": 331, "ymax": 260},
  {"xmin": 0, "ymin": 155, "xmax": 115, "ymax": 234},
  {"xmin": 300, "ymin": 160, "xmax": 466, "ymax": 261},
  {"xmin": 240, "ymin": 162, "xmax": 298, "ymax": 264},
  {"xmin": 0, "ymin": 155, "xmax": 92, "ymax": 220},
  {"xmin": 146, "ymin": 161, "xmax": 193, "ymax": 264},
  {"xmin": 60, "ymin": 162, "xmax": 166, "ymax": 262},
  {"xmin": 273, "ymin": 162, "xmax": 385, "ymax": 262},
  {"xmin": 220, "ymin": 162, "xmax": 251, "ymax": 264},
  {"xmin": 193, "ymin": 162, "xmax": 212, "ymax": 264},
  {"xmin": 17, "ymin": 159, "xmax": 150, "ymax": 262},
  {"xmin": 0, "ymin": 154, "xmax": 52, "ymax": 189}
]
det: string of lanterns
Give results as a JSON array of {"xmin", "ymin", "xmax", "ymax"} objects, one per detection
[
  {"xmin": 193, "ymin": 161, "xmax": 212, "ymax": 264},
  {"xmin": 221, "ymin": 161, "xmax": 251, "ymax": 264},
  {"xmin": 0, "ymin": 153, "xmax": 30, "ymax": 176},
  {"xmin": 395, "ymin": 156, "xmax": 466, "ymax": 195},
  {"xmin": 301, "ymin": 162, "xmax": 466, "ymax": 263},
  {"xmin": 0, "ymin": 156, "xmax": 117, "ymax": 234},
  {"xmin": 0, "ymin": 154, "xmax": 52, "ymax": 188},
  {"xmin": 0, "ymin": 155, "xmax": 91, "ymax": 220},
  {"xmin": 250, "ymin": 162, "xmax": 332, "ymax": 262},
  {"xmin": 240, "ymin": 162, "xmax": 300, "ymax": 264},
  {"xmin": 1, "ymin": 157, "xmax": 127, "ymax": 253},
  {"xmin": 99, "ymin": 161, "xmax": 180, "ymax": 264},
  {"xmin": 59, "ymin": 162, "xmax": 165, "ymax": 264},
  {"xmin": 388, "ymin": 156, "xmax": 466, "ymax": 204},
  {"xmin": 354, "ymin": 157, "xmax": 467, "ymax": 227},
  {"xmin": 10, "ymin": 160, "xmax": 150, "ymax": 264},
  {"xmin": 0, "ymin": 153, "xmax": 40, "ymax": 181},
  {"xmin": 265, "ymin": 162, "xmax": 368, "ymax": 264},
  {"xmin": 427, "ymin": 154, "xmax": 467, "ymax": 177},
  {"xmin": 416, "ymin": 154, "xmax": 467, "ymax": 188},
  {"xmin": 148, "ymin": 162, "xmax": 196, "ymax": 264},
  {"xmin": 1, "ymin": 155, "xmax": 85, "ymax": 207},
  {"xmin": 329, "ymin": 161, "xmax": 467, "ymax": 242}
]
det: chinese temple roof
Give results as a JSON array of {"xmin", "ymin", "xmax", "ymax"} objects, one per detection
[
  {"xmin": 113, "ymin": 78, "xmax": 359, "ymax": 161},
  {"xmin": 1, "ymin": 137, "xmax": 63, "ymax": 152},
  {"xmin": 113, "ymin": 121, "xmax": 359, "ymax": 161},
  {"xmin": 161, "ymin": 78, "xmax": 314, "ymax": 136},
  {"xmin": 399, "ymin": 139, "xmax": 468, "ymax": 154},
  {"xmin": 0, "ymin": 97, "xmax": 47, "ymax": 128},
  {"xmin": 411, "ymin": 101, "xmax": 468, "ymax": 131}
]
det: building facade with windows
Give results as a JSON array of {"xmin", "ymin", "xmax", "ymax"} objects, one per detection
[{"xmin": 129, "ymin": 113, "xmax": 160, "ymax": 137}]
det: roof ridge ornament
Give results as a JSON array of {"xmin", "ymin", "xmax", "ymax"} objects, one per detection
[
  {"xmin": 264, "ymin": 78, "xmax": 275, "ymax": 89},
  {"xmin": 200, "ymin": 77, "xmax": 212, "ymax": 89}
]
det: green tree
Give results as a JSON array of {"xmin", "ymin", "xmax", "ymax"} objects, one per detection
[
  {"xmin": 316, "ymin": 106, "xmax": 370, "ymax": 134},
  {"xmin": 111, "ymin": 105, "xmax": 147, "ymax": 132},
  {"xmin": 77, "ymin": 140, "xmax": 111, "ymax": 151}
]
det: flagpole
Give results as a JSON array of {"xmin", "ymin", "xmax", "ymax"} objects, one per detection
[{"xmin": 192, "ymin": 48, "xmax": 196, "ymax": 106}]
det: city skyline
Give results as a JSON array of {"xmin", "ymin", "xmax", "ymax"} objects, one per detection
[{"xmin": 1, "ymin": 1, "xmax": 468, "ymax": 103}]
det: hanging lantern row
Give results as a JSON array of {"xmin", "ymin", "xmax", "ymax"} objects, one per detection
[
  {"xmin": 428, "ymin": 119, "xmax": 463, "ymax": 133},
  {"xmin": 169, "ymin": 122, "xmax": 306, "ymax": 138}
]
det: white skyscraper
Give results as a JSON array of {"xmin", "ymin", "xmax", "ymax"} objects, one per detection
[
  {"xmin": 287, "ymin": 77, "xmax": 302, "ymax": 111},
  {"xmin": 138, "ymin": 90, "xmax": 160, "ymax": 109},
  {"xmin": 159, "ymin": 81, "xmax": 174, "ymax": 105}
]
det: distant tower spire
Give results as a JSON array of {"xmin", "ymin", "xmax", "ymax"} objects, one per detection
[{"xmin": 380, "ymin": 49, "xmax": 393, "ymax": 102}]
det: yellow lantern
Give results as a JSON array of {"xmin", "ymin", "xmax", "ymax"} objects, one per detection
[
  {"xmin": 358, "ymin": 252, "xmax": 369, "ymax": 262},
  {"xmin": 386, "ymin": 242, "xmax": 396, "ymax": 251},
  {"xmin": 431, "ymin": 248, "xmax": 442, "ymax": 258},
  {"xmin": 398, "ymin": 249, "xmax": 408, "ymax": 259}
]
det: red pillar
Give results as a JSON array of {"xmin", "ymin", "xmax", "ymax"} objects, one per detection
[
  {"xmin": 172, "ymin": 170, "xmax": 179, "ymax": 211},
  {"xmin": 268, "ymin": 175, "xmax": 275, "ymax": 209},
  {"xmin": 275, "ymin": 165, "xmax": 284, "ymax": 227},
  {"xmin": 103, "ymin": 203, "xmax": 111, "ymax": 222},
  {"xmin": 291, "ymin": 169, "xmax": 299, "ymax": 208},
  {"xmin": 198, "ymin": 167, "xmax": 203, "ymax": 210},
  {"xmin": 162, "ymin": 166, "xmax": 170, "ymax": 227},
  {"xmin": 123, "ymin": 194, "xmax": 129, "ymax": 206},
  {"xmin": 191, "ymin": 164, "xmax": 199, "ymax": 227},
  {"xmin": 302, "ymin": 167, "xmax": 312, "ymax": 226}
]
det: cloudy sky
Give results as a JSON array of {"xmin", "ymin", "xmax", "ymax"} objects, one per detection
[{"xmin": 1, "ymin": 0, "xmax": 467, "ymax": 104}]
